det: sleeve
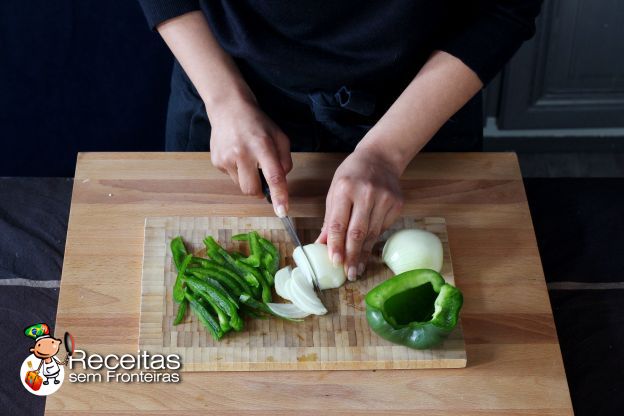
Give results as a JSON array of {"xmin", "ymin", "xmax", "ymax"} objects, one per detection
[
  {"xmin": 439, "ymin": 0, "xmax": 543, "ymax": 85},
  {"xmin": 136, "ymin": 0, "xmax": 201, "ymax": 30}
]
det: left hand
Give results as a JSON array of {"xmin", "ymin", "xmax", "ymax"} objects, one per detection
[{"xmin": 316, "ymin": 146, "xmax": 404, "ymax": 281}]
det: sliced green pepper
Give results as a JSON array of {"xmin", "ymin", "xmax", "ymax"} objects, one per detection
[
  {"xmin": 232, "ymin": 233, "xmax": 279, "ymax": 275},
  {"xmin": 365, "ymin": 269, "xmax": 463, "ymax": 350},
  {"xmin": 234, "ymin": 258, "xmax": 272, "ymax": 303},
  {"xmin": 184, "ymin": 276, "xmax": 243, "ymax": 332},
  {"xmin": 173, "ymin": 254, "xmax": 193, "ymax": 303},
  {"xmin": 188, "ymin": 268, "xmax": 244, "ymax": 297},
  {"xmin": 173, "ymin": 296, "xmax": 188, "ymax": 325},
  {"xmin": 204, "ymin": 236, "xmax": 261, "ymax": 289},
  {"xmin": 190, "ymin": 260, "xmax": 255, "ymax": 295},
  {"xmin": 185, "ymin": 291, "xmax": 223, "ymax": 340},
  {"xmin": 170, "ymin": 237, "xmax": 188, "ymax": 270}
]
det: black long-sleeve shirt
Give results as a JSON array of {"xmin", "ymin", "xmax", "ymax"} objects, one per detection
[
  {"xmin": 138, "ymin": 1, "xmax": 541, "ymax": 86},
  {"xmin": 137, "ymin": 1, "xmax": 542, "ymax": 150}
]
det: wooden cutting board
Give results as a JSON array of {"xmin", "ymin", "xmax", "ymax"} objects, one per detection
[{"xmin": 139, "ymin": 216, "xmax": 466, "ymax": 371}]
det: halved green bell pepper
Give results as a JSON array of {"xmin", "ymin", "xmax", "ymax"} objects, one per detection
[{"xmin": 365, "ymin": 269, "xmax": 463, "ymax": 350}]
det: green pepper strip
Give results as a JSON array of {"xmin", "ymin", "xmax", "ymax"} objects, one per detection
[
  {"xmin": 173, "ymin": 296, "xmax": 188, "ymax": 325},
  {"xmin": 204, "ymin": 237, "xmax": 261, "ymax": 290},
  {"xmin": 247, "ymin": 231, "xmax": 263, "ymax": 267},
  {"xmin": 185, "ymin": 291, "xmax": 223, "ymax": 340},
  {"xmin": 259, "ymin": 237, "xmax": 279, "ymax": 271},
  {"xmin": 239, "ymin": 294, "xmax": 303, "ymax": 322},
  {"xmin": 190, "ymin": 259, "xmax": 255, "ymax": 295},
  {"xmin": 231, "ymin": 232, "xmax": 262, "ymax": 267},
  {"xmin": 173, "ymin": 254, "xmax": 193, "ymax": 303},
  {"xmin": 365, "ymin": 269, "xmax": 463, "ymax": 350},
  {"xmin": 231, "ymin": 233, "xmax": 248, "ymax": 241},
  {"xmin": 261, "ymin": 268, "xmax": 275, "ymax": 290},
  {"xmin": 184, "ymin": 276, "xmax": 244, "ymax": 332},
  {"xmin": 188, "ymin": 268, "xmax": 243, "ymax": 297},
  {"xmin": 232, "ymin": 233, "xmax": 279, "ymax": 276},
  {"xmin": 203, "ymin": 239, "xmax": 226, "ymax": 266},
  {"xmin": 234, "ymin": 258, "xmax": 272, "ymax": 303},
  {"xmin": 170, "ymin": 236, "xmax": 188, "ymax": 270},
  {"xmin": 186, "ymin": 273, "xmax": 239, "ymax": 306}
]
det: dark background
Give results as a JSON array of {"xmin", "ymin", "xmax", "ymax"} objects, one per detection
[{"xmin": 0, "ymin": 0, "xmax": 171, "ymax": 177}]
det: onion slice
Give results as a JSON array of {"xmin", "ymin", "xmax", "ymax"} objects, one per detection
[
  {"xmin": 274, "ymin": 266, "xmax": 293, "ymax": 301},
  {"xmin": 266, "ymin": 303, "xmax": 311, "ymax": 319},
  {"xmin": 289, "ymin": 267, "xmax": 327, "ymax": 315}
]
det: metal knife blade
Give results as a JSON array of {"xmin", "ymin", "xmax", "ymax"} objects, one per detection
[
  {"xmin": 258, "ymin": 169, "xmax": 325, "ymax": 302},
  {"xmin": 279, "ymin": 215, "xmax": 325, "ymax": 302}
]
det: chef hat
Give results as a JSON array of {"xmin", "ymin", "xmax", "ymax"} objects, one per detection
[{"xmin": 24, "ymin": 323, "xmax": 51, "ymax": 341}]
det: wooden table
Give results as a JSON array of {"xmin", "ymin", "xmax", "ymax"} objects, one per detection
[{"xmin": 49, "ymin": 152, "xmax": 573, "ymax": 415}]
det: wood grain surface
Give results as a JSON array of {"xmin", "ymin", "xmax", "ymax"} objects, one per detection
[
  {"xmin": 48, "ymin": 152, "xmax": 573, "ymax": 415},
  {"xmin": 140, "ymin": 216, "xmax": 466, "ymax": 371}
]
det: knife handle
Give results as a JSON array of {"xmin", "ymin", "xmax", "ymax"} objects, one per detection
[{"xmin": 258, "ymin": 169, "xmax": 272, "ymax": 203}]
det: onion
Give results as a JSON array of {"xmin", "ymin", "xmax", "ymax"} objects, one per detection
[
  {"xmin": 289, "ymin": 267, "xmax": 327, "ymax": 315},
  {"xmin": 293, "ymin": 243, "xmax": 346, "ymax": 289},
  {"xmin": 273, "ymin": 266, "xmax": 327, "ymax": 315},
  {"xmin": 266, "ymin": 303, "xmax": 310, "ymax": 319},
  {"xmin": 274, "ymin": 266, "xmax": 293, "ymax": 301},
  {"xmin": 382, "ymin": 229, "xmax": 443, "ymax": 274}
]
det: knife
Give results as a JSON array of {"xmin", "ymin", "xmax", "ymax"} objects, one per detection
[{"xmin": 258, "ymin": 170, "xmax": 326, "ymax": 303}]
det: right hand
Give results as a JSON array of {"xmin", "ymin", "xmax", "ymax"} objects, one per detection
[{"xmin": 208, "ymin": 98, "xmax": 293, "ymax": 217}]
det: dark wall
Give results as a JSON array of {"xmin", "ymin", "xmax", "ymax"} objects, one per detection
[{"xmin": 0, "ymin": 1, "xmax": 172, "ymax": 177}]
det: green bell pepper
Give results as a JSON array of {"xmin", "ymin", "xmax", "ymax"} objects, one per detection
[{"xmin": 365, "ymin": 269, "xmax": 463, "ymax": 350}]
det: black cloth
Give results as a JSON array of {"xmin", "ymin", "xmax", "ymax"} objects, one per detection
[
  {"xmin": 524, "ymin": 178, "xmax": 624, "ymax": 415},
  {"xmin": 138, "ymin": 0, "xmax": 541, "ymax": 152},
  {"xmin": 0, "ymin": 178, "xmax": 72, "ymax": 416}
]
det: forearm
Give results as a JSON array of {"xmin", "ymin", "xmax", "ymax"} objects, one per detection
[
  {"xmin": 356, "ymin": 50, "xmax": 483, "ymax": 175},
  {"xmin": 156, "ymin": 11, "xmax": 254, "ymax": 116}
]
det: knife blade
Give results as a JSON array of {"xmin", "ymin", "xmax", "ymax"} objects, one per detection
[{"xmin": 258, "ymin": 169, "xmax": 326, "ymax": 302}]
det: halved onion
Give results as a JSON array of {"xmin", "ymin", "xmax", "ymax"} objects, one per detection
[
  {"xmin": 382, "ymin": 229, "xmax": 443, "ymax": 274},
  {"xmin": 293, "ymin": 243, "xmax": 346, "ymax": 289}
]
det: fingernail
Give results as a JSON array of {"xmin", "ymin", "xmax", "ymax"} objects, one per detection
[
  {"xmin": 332, "ymin": 253, "xmax": 342, "ymax": 267},
  {"xmin": 357, "ymin": 262, "xmax": 365, "ymax": 276},
  {"xmin": 275, "ymin": 204, "xmax": 287, "ymax": 218},
  {"xmin": 347, "ymin": 266, "xmax": 357, "ymax": 281}
]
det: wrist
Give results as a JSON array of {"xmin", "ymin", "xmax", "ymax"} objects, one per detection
[
  {"xmin": 202, "ymin": 80, "xmax": 257, "ymax": 120},
  {"xmin": 354, "ymin": 139, "xmax": 411, "ymax": 177}
]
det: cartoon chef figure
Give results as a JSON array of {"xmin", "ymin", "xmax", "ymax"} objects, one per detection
[{"xmin": 24, "ymin": 323, "xmax": 67, "ymax": 385}]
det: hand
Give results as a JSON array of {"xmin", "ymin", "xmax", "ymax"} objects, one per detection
[
  {"xmin": 316, "ymin": 146, "xmax": 404, "ymax": 280},
  {"xmin": 209, "ymin": 97, "xmax": 293, "ymax": 216}
]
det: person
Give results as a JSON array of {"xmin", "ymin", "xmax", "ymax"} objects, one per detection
[{"xmin": 137, "ymin": 1, "xmax": 542, "ymax": 281}]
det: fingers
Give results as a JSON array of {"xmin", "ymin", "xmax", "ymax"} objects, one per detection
[
  {"xmin": 315, "ymin": 224, "xmax": 328, "ymax": 244},
  {"xmin": 237, "ymin": 159, "xmax": 262, "ymax": 198},
  {"xmin": 325, "ymin": 193, "xmax": 352, "ymax": 271},
  {"xmin": 356, "ymin": 193, "xmax": 402, "ymax": 275},
  {"xmin": 274, "ymin": 130, "xmax": 293, "ymax": 174},
  {"xmin": 344, "ymin": 199, "xmax": 373, "ymax": 281},
  {"xmin": 258, "ymin": 147, "xmax": 289, "ymax": 217}
]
